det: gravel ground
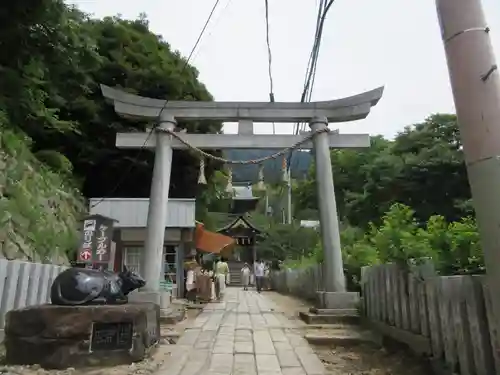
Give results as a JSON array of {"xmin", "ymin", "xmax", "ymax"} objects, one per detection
[{"xmin": 264, "ymin": 291, "xmax": 431, "ymax": 375}]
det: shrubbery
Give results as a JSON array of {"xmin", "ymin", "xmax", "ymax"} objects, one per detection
[{"xmin": 282, "ymin": 203, "xmax": 483, "ymax": 290}]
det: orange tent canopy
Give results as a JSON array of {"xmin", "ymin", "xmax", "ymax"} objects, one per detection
[{"xmin": 195, "ymin": 222, "xmax": 236, "ymax": 255}]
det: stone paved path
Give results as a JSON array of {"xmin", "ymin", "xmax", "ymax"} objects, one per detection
[{"xmin": 160, "ymin": 288, "xmax": 326, "ymax": 375}]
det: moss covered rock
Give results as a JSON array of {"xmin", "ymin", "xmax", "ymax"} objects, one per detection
[{"xmin": 0, "ymin": 128, "xmax": 85, "ymax": 264}]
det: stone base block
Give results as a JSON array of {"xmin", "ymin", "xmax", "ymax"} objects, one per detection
[
  {"xmin": 299, "ymin": 311, "xmax": 359, "ymax": 325},
  {"xmin": 159, "ymin": 307, "xmax": 186, "ymax": 324},
  {"xmin": 4, "ymin": 303, "xmax": 160, "ymax": 369},
  {"xmin": 309, "ymin": 307, "xmax": 358, "ymax": 315},
  {"xmin": 128, "ymin": 290, "xmax": 161, "ymax": 305},
  {"xmin": 316, "ymin": 291, "xmax": 360, "ymax": 310},
  {"xmin": 304, "ymin": 330, "xmax": 380, "ymax": 346}
]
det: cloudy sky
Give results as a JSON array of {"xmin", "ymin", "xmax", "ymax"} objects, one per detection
[{"xmin": 71, "ymin": 0, "xmax": 499, "ymax": 138}]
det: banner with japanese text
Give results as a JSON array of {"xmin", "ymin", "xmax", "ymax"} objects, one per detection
[{"xmin": 77, "ymin": 214, "xmax": 115, "ymax": 264}]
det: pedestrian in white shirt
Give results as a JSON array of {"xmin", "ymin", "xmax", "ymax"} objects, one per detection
[
  {"xmin": 241, "ymin": 263, "xmax": 251, "ymax": 291},
  {"xmin": 254, "ymin": 260, "xmax": 265, "ymax": 293}
]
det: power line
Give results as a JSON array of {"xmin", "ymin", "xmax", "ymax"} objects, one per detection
[
  {"xmin": 288, "ymin": 0, "xmax": 326, "ymax": 171},
  {"xmin": 264, "ymin": 0, "xmax": 275, "ymax": 101},
  {"xmin": 91, "ymin": 0, "xmax": 222, "ymax": 208},
  {"xmin": 190, "ymin": 0, "xmax": 235, "ymax": 62},
  {"xmin": 287, "ymin": 0, "xmax": 336, "ymax": 173},
  {"xmin": 264, "ymin": 0, "xmax": 276, "ymax": 135},
  {"xmin": 280, "ymin": 0, "xmax": 335, "ymax": 222}
]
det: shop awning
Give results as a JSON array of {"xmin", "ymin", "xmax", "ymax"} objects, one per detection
[{"xmin": 195, "ymin": 222, "xmax": 236, "ymax": 255}]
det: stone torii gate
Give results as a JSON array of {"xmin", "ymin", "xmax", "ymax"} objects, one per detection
[{"xmin": 101, "ymin": 84, "xmax": 384, "ymax": 309}]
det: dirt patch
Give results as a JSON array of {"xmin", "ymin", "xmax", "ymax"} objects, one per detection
[
  {"xmin": 0, "ymin": 304, "xmax": 201, "ymax": 375},
  {"xmin": 314, "ymin": 344, "xmax": 430, "ymax": 375},
  {"xmin": 265, "ymin": 291, "xmax": 430, "ymax": 375}
]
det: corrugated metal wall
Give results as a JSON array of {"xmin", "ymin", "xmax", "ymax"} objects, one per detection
[{"xmin": 89, "ymin": 198, "xmax": 195, "ymax": 228}]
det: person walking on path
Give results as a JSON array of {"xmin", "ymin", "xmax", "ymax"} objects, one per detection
[
  {"xmin": 254, "ymin": 259, "xmax": 265, "ymax": 293},
  {"xmin": 241, "ymin": 263, "xmax": 251, "ymax": 291},
  {"xmin": 185, "ymin": 257, "xmax": 198, "ymax": 302},
  {"xmin": 214, "ymin": 257, "xmax": 230, "ymax": 300}
]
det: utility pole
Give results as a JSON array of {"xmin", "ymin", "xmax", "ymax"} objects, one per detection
[{"xmin": 436, "ymin": 0, "xmax": 500, "ymax": 328}]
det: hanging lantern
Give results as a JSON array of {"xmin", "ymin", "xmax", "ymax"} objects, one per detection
[
  {"xmin": 197, "ymin": 157, "xmax": 207, "ymax": 185},
  {"xmin": 225, "ymin": 166, "xmax": 233, "ymax": 193},
  {"xmin": 256, "ymin": 163, "xmax": 265, "ymax": 191}
]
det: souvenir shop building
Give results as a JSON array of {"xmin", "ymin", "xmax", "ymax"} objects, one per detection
[{"xmin": 89, "ymin": 198, "xmax": 196, "ymax": 298}]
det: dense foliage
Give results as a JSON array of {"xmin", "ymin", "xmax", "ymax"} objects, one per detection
[
  {"xmin": 269, "ymin": 114, "xmax": 482, "ymax": 288},
  {"xmin": 273, "ymin": 202, "xmax": 482, "ymax": 290},
  {"xmin": 295, "ymin": 114, "xmax": 471, "ymax": 228},
  {"xmin": 0, "ymin": 123, "xmax": 84, "ymax": 262},
  {"xmin": 0, "ymin": 1, "xmax": 221, "ymax": 200}
]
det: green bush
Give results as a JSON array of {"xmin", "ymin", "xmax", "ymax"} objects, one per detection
[
  {"xmin": 292, "ymin": 202, "xmax": 483, "ymax": 291},
  {"xmin": 35, "ymin": 150, "xmax": 74, "ymax": 175}
]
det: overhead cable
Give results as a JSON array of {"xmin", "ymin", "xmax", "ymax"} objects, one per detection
[
  {"xmin": 264, "ymin": 0, "xmax": 276, "ymax": 135},
  {"xmin": 287, "ymin": 0, "xmax": 336, "ymax": 173}
]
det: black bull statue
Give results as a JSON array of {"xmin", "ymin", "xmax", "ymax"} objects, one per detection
[{"xmin": 50, "ymin": 266, "xmax": 146, "ymax": 305}]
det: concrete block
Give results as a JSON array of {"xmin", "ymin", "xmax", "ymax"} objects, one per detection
[
  {"xmin": 317, "ymin": 291, "xmax": 359, "ymax": 310},
  {"xmin": 276, "ymin": 350, "xmax": 301, "ymax": 368},
  {"xmin": 14, "ymin": 262, "xmax": 31, "ymax": 309},
  {"xmin": 256, "ymin": 354, "xmax": 281, "ymax": 374},
  {"xmin": 37, "ymin": 264, "xmax": 51, "ymax": 304},
  {"xmin": 299, "ymin": 311, "xmax": 359, "ymax": 325},
  {"xmin": 160, "ymin": 291, "xmax": 171, "ymax": 309},
  {"xmin": 128, "ymin": 290, "xmax": 161, "ymax": 305},
  {"xmin": 26, "ymin": 263, "xmax": 42, "ymax": 307}
]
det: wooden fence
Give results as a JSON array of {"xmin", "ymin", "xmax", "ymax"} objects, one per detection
[
  {"xmin": 271, "ymin": 265, "xmax": 323, "ymax": 301},
  {"xmin": 0, "ymin": 259, "xmax": 67, "ymax": 332},
  {"xmin": 362, "ymin": 263, "xmax": 499, "ymax": 375}
]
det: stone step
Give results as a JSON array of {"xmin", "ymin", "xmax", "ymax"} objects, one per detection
[
  {"xmin": 309, "ymin": 307, "xmax": 358, "ymax": 315},
  {"xmin": 159, "ymin": 307, "xmax": 186, "ymax": 324},
  {"xmin": 299, "ymin": 310, "xmax": 360, "ymax": 325},
  {"xmin": 304, "ymin": 329, "xmax": 381, "ymax": 347}
]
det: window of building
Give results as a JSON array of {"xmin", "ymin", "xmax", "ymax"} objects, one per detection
[
  {"xmin": 123, "ymin": 246, "xmax": 141, "ymax": 273},
  {"xmin": 123, "ymin": 246, "xmax": 178, "ymax": 283},
  {"xmin": 164, "ymin": 245, "xmax": 177, "ymax": 283}
]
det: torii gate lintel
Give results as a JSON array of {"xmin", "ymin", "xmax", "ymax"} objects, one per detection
[{"xmin": 100, "ymin": 84, "xmax": 384, "ymax": 123}]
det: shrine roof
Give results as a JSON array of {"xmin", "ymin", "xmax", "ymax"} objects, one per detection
[
  {"xmin": 212, "ymin": 213, "xmax": 264, "ymax": 234},
  {"xmin": 217, "ymin": 215, "xmax": 262, "ymax": 233}
]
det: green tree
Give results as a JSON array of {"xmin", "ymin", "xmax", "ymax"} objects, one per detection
[
  {"xmin": 1, "ymin": 4, "xmax": 222, "ymax": 200},
  {"xmin": 294, "ymin": 114, "xmax": 471, "ymax": 228},
  {"xmin": 259, "ymin": 222, "xmax": 319, "ymax": 262}
]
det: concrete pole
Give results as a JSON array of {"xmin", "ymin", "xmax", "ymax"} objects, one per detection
[
  {"xmin": 309, "ymin": 116, "xmax": 346, "ymax": 292},
  {"xmin": 141, "ymin": 114, "xmax": 176, "ymax": 292},
  {"xmin": 435, "ymin": 0, "xmax": 500, "ymax": 320}
]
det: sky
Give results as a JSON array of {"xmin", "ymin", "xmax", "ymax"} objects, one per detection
[{"xmin": 70, "ymin": 0, "xmax": 500, "ymax": 138}]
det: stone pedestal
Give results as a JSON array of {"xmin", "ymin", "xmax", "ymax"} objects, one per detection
[
  {"xmin": 317, "ymin": 291, "xmax": 359, "ymax": 310},
  {"xmin": 129, "ymin": 290, "xmax": 171, "ymax": 313},
  {"xmin": 129, "ymin": 290, "xmax": 161, "ymax": 305},
  {"xmin": 4, "ymin": 303, "xmax": 160, "ymax": 369},
  {"xmin": 299, "ymin": 291, "xmax": 360, "ymax": 325}
]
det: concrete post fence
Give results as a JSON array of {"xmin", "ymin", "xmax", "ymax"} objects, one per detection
[
  {"xmin": 272, "ymin": 262, "xmax": 500, "ymax": 375},
  {"xmin": 0, "ymin": 259, "xmax": 68, "ymax": 341}
]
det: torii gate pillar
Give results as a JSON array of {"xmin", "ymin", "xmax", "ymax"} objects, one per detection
[
  {"xmin": 142, "ymin": 114, "xmax": 176, "ymax": 292},
  {"xmin": 310, "ymin": 118, "xmax": 348, "ymax": 295}
]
